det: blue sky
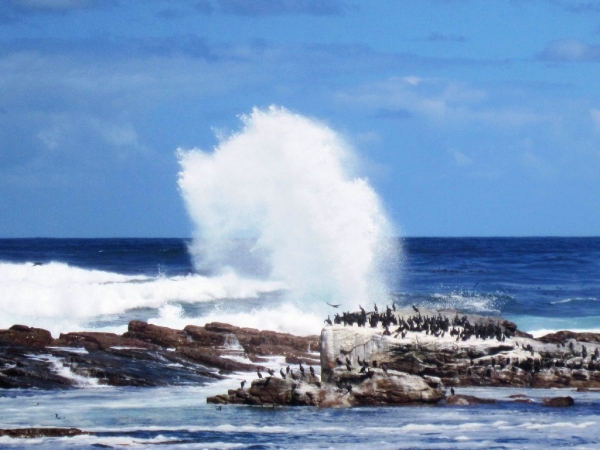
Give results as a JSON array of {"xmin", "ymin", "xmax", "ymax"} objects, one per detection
[{"xmin": 1, "ymin": 0, "xmax": 599, "ymax": 237}]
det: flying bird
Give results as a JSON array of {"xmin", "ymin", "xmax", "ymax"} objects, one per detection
[{"xmin": 326, "ymin": 302, "xmax": 342, "ymax": 308}]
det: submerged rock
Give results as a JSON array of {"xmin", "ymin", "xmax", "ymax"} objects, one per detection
[
  {"xmin": 543, "ymin": 396, "xmax": 575, "ymax": 407},
  {"xmin": 446, "ymin": 394, "xmax": 496, "ymax": 405}
]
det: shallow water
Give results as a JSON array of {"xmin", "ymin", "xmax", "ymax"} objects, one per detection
[{"xmin": 2, "ymin": 385, "xmax": 600, "ymax": 449}]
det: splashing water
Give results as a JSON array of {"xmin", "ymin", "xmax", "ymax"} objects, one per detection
[{"xmin": 177, "ymin": 106, "xmax": 398, "ymax": 313}]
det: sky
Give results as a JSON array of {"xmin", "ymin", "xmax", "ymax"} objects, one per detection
[{"xmin": 0, "ymin": 0, "xmax": 599, "ymax": 237}]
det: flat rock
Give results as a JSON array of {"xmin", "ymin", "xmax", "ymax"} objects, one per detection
[{"xmin": 0, "ymin": 325, "xmax": 53, "ymax": 348}]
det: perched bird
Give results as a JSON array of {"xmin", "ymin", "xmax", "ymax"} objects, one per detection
[
  {"xmin": 256, "ymin": 370, "xmax": 263, "ymax": 379},
  {"xmin": 309, "ymin": 365, "xmax": 315, "ymax": 376},
  {"xmin": 335, "ymin": 357, "xmax": 344, "ymax": 366},
  {"xmin": 299, "ymin": 363, "xmax": 305, "ymax": 376},
  {"xmin": 267, "ymin": 369, "xmax": 275, "ymax": 376},
  {"xmin": 280, "ymin": 368, "xmax": 286, "ymax": 379},
  {"xmin": 240, "ymin": 380, "xmax": 246, "ymax": 389},
  {"xmin": 286, "ymin": 365, "xmax": 291, "ymax": 374},
  {"xmin": 412, "ymin": 305, "xmax": 420, "ymax": 314},
  {"xmin": 450, "ymin": 387, "xmax": 455, "ymax": 395}
]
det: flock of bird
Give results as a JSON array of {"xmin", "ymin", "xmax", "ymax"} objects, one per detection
[
  {"xmin": 240, "ymin": 363, "xmax": 321, "ymax": 390},
  {"xmin": 324, "ymin": 303, "xmax": 515, "ymax": 343}
]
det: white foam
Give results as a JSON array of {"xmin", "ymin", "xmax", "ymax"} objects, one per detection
[
  {"xmin": 0, "ymin": 261, "xmax": 285, "ymax": 336},
  {"xmin": 149, "ymin": 301, "xmax": 324, "ymax": 336},
  {"xmin": 178, "ymin": 106, "xmax": 399, "ymax": 317},
  {"xmin": 529, "ymin": 328, "xmax": 600, "ymax": 338},
  {"xmin": 26, "ymin": 353, "xmax": 102, "ymax": 387}
]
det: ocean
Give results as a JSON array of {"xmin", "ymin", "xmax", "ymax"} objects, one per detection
[{"xmin": 1, "ymin": 237, "xmax": 599, "ymax": 449}]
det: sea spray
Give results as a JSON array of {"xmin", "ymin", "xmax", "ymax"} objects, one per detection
[
  {"xmin": 0, "ymin": 261, "xmax": 285, "ymax": 336},
  {"xmin": 177, "ymin": 106, "xmax": 398, "ymax": 314}
]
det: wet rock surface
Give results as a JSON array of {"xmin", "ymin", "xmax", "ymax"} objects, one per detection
[
  {"xmin": 0, "ymin": 321, "xmax": 319, "ymax": 389},
  {"xmin": 0, "ymin": 428, "xmax": 90, "ymax": 438}
]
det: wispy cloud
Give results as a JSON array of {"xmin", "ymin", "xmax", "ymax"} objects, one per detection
[
  {"xmin": 538, "ymin": 39, "xmax": 600, "ymax": 62},
  {"xmin": 335, "ymin": 76, "xmax": 545, "ymax": 127},
  {"xmin": 591, "ymin": 108, "xmax": 600, "ymax": 132},
  {"xmin": 450, "ymin": 150, "xmax": 472, "ymax": 166},
  {"xmin": 555, "ymin": 0, "xmax": 600, "ymax": 13},
  {"xmin": 216, "ymin": 0, "xmax": 350, "ymax": 16},
  {"xmin": 413, "ymin": 32, "xmax": 468, "ymax": 43},
  {"xmin": 372, "ymin": 108, "xmax": 414, "ymax": 119}
]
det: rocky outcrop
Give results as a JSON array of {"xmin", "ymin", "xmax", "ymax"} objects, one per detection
[
  {"xmin": 207, "ymin": 366, "xmax": 445, "ymax": 407},
  {"xmin": 0, "ymin": 325, "xmax": 53, "ymax": 348},
  {"xmin": 537, "ymin": 331, "xmax": 600, "ymax": 345},
  {"xmin": 52, "ymin": 331, "xmax": 157, "ymax": 351},
  {"xmin": 0, "ymin": 428, "xmax": 89, "ymax": 438},
  {"xmin": 0, "ymin": 321, "xmax": 319, "ymax": 389},
  {"xmin": 320, "ymin": 308, "xmax": 600, "ymax": 390}
]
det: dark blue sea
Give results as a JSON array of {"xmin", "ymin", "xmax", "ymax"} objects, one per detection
[{"xmin": 1, "ymin": 237, "xmax": 599, "ymax": 449}]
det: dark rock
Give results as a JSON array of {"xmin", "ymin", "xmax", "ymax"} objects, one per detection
[
  {"xmin": 177, "ymin": 347, "xmax": 260, "ymax": 373},
  {"xmin": 123, "ymin": 321, "xmax": 189, "ymax": 348},
  {"xmin": 52, "ymin": 332, "xmax": 157, "ymax": 351},
  {"xmin": 543, "ymin": 396, "xmax": 574, "ymax": 407},
  {"xmin": 0, "ymin": 325, "xmax": 53, "ymax": 348},
  {"xmin": 0, "ymin": 427, "xmax": 89, "ymax": 438},
  {"xmin": 538, "ymin": 331, "xmax": 600, "ymax": 345},
  {"xmin": 203, "ymin": 322, "xmax": 320, "ymax": 362}
]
